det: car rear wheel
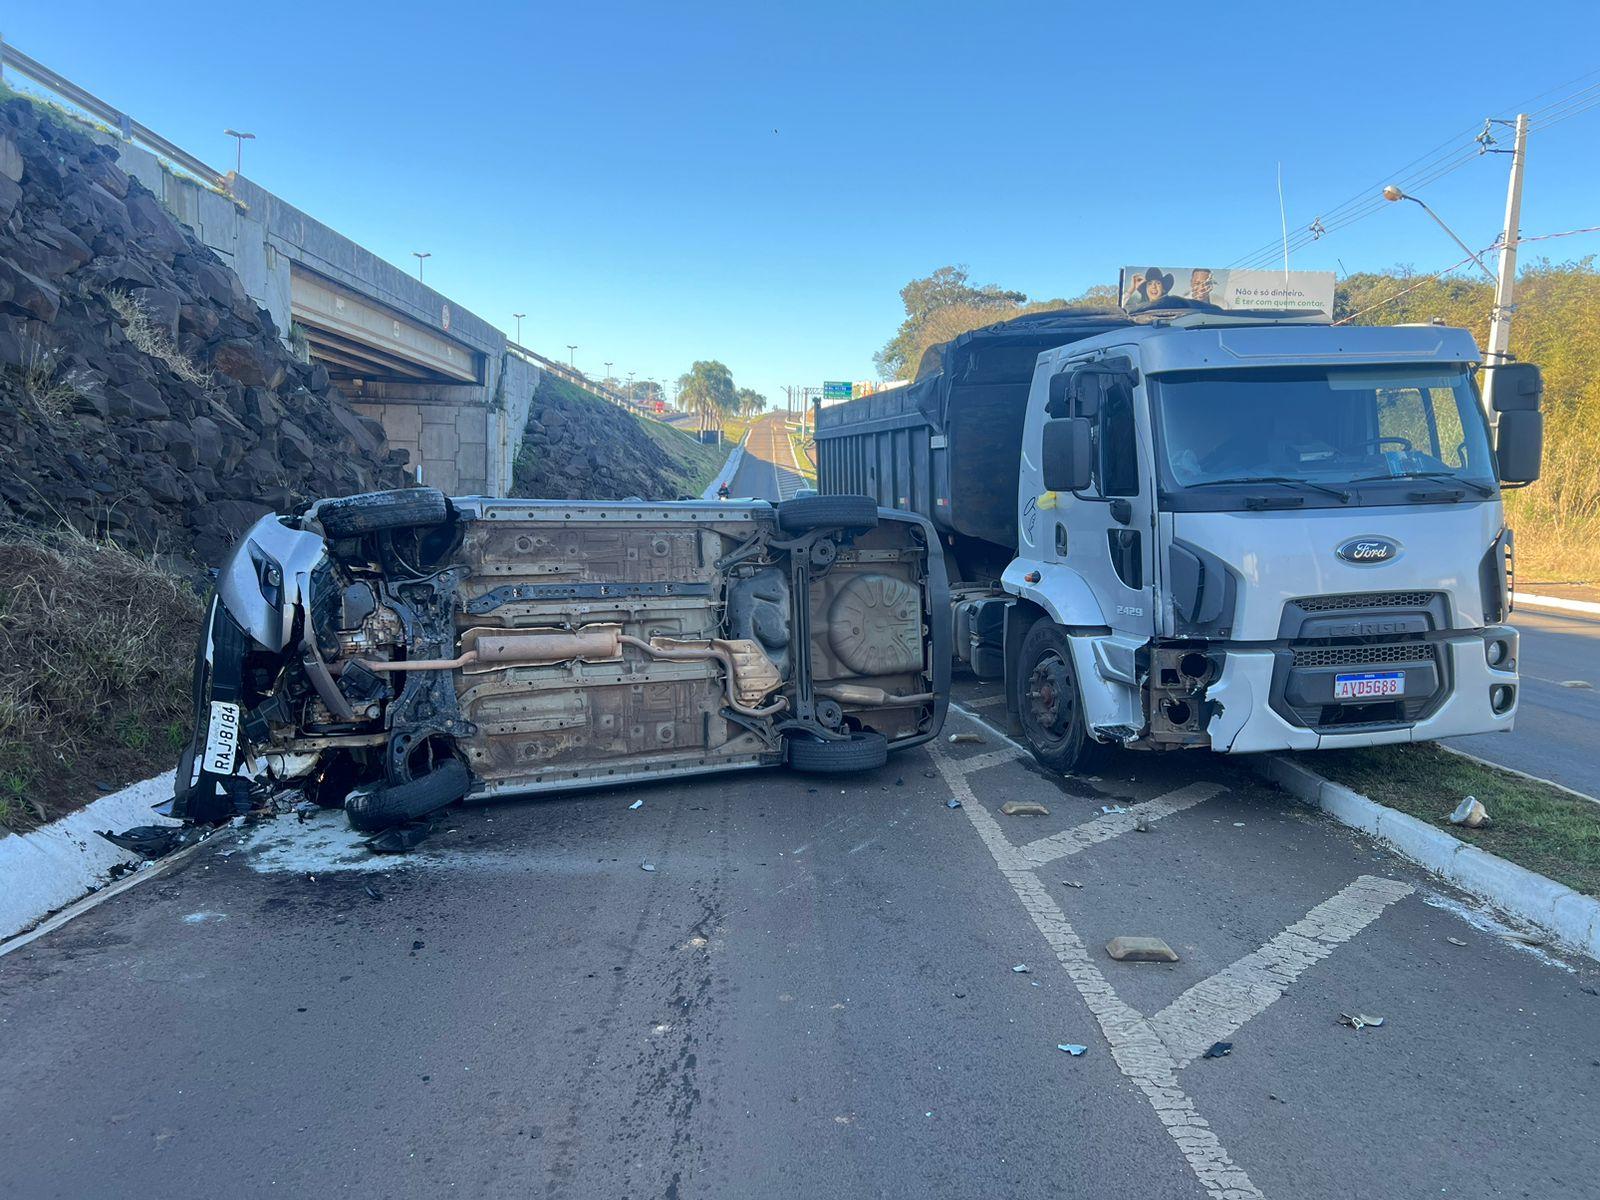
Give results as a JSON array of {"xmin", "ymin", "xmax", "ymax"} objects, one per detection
[
  {"xmin": 787, "ymin": 730, "xmax": 889, "ymax": 773},
  {"xmin": 344, "ymin": 758, "xmax": 470, "ymax": 831},
  {"xmin": 776, "ymin": 494, "xmax": 878, "ymax": 534},
  {"xmin": 1014, "ymin": 620, "xmax": 1105, "ymax": 775},
  {"xmin": 317, "ymin": 488, "xmax": 449, "ymax": 538}
]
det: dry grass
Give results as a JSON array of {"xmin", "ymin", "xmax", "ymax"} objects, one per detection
[
  {"xmin": 106, "ymin": 289, "xmax": 213, "ymax": 389},
  {"xmin": 11, "ymin": 344, "xmax": 81, "ymax": 421},
  {"xmin": 0, "ymin": 524, "xmax": 205, "ymax": 829}
]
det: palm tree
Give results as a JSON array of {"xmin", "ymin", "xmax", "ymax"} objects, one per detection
[
  {"xmin": 735, "ymin": 388, "xmax": 767, "ymax": 419},
  {"xmin": 677, "ymin": 360, "xmax": 737, "ymax": 435}
]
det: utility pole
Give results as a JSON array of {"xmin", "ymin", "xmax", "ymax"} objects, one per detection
[{"xmin": 1486, "ymin": 113, "xmax": 1529, "ymax": 365}]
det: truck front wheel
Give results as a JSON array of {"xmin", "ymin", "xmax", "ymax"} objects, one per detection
[{"xmin": 1014, "ymin": 621, "xmax": 1104, "ymax": 775}]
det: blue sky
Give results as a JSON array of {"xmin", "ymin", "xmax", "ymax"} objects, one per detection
[{"xmin": 8, "ymin": 1, "xmax": 1600, "ymax": 402}]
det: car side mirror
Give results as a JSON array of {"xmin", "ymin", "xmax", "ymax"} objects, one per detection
[
  {"xmin": 1495, "ymin": 409, "xmax": 1543, "ymax": 484},
  {"xmin": 1485, "ymin": 362, "xmax": 1543, "ymax": 413},
  {"xmin": 1043, "ymin": 417, "xmax": 1093, "ymax": 492}
]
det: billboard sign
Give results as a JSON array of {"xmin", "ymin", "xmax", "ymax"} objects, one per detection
[{"xmin": 1119, "ymin": 266, "xmax": 1336, "ymax": 316}]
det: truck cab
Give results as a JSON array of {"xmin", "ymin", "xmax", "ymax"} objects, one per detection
[{"xmin": 1005, "ymin": 314, "xmax": 1539, "ymax": 765}]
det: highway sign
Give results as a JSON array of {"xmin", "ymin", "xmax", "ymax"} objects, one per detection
[{"xmin": 823, "ymin": 381, "xmax": 852, "ymax": 401}]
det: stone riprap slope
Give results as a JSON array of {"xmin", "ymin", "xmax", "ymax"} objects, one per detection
[{"xmin": 0, "ymin": 95, "xmax": 404, "ymax": 565}]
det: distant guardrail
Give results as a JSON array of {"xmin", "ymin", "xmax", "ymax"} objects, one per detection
[
  {"xmin": 508, "ymin": 342, "xmax": 668, "ymax": 422},
  {"xmin": 0, "ymin": 36, "xmax": 229, "ymax": 190}
]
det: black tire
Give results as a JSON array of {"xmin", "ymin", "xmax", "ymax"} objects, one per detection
[
  {"xmin": 317, "ymin": 488, "xmax": 449, "ymax": 539},
  {"xmin": 1014, "ymin": 620, "xmax": 1106, "ymax": 775},
  {"xmin": 776, "ymin": 493, "xmax": 879, "ymax": 534},
  {"xmin": 787, "ymin": 730, "xmax": 889, "ymax": 773},
  {"xmin": 345, "ymin": 759, "xmax": 470, "ymax": 832}
]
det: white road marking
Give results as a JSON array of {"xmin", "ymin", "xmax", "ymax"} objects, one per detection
[
  {"xmin": 929, "ymin": 741, "xmax": 1264, "ymax": 1199},
  {"xmin": 961, "ymin": 693, "xmax": 1007, "ymax": 708},
  {"xmin": 950, "ymin": 747, "xmax": 1029, "ymax": 776},
  {"xmin": 1014, "ymin": 783, "xmax": 1225, "ymax": 868},
  {"xmin": 1148, "ymin": 875, "xmax": 1414, "ymax": 1066}
]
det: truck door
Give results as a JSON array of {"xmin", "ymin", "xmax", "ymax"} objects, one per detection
[{"xmin": 1053, "ymin": 361, "xmax": 1156, "ymax": 638}]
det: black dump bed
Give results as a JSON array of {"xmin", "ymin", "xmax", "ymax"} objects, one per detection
[{"xmin": 816, "ymin": 310, "xmax": 1130, "ymax": 560}]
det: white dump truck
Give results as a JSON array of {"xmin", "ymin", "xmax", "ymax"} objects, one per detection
[{"xmin": 816, "ymin": 283, "xmax": 1542, "ymax": 772}]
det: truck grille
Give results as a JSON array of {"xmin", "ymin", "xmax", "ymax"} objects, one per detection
[
  {"xmin": 1293, "ymin": 591, "xmax": 1438, "ymax": 613},
  {"xmin": 1291, "ymin": 643, "xmax": 1438, "ymax": 668}
]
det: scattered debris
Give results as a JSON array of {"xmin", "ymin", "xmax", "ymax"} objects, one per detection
[
  {"xmin": 628, "ymin": 799, "xmax": 644, "ymax": 810},
  {"xmin": 1232, "ymin": 822, "xmax": 1245, "ymax": 828},
  {"xmin": 365, "ymin": 823, "xmax": 433, "ymax": 855},
  {"xmin": 948, "ymin": 733, "xmax": 983, "ymax": 744},
  {"xmin": 1580, "ymin": 984, "xmax": 1598, "ymax": 997},
  {"xmin": 1012, "ymin": 963, "xmax": 1031, "ymax": 974},
  {"xmin": 1203, "ymin": 1042, "xmax": 1233, "ymax": 1059},
  {"xmin": 96, "ymin": 825, "xmax": 199, "ymax": 860},
  {"xmin": 1061, "ymin": 880, "xmax": 1084, "ymax": 888},
  {"xmin": 1105, "ymin": 936, "xmax": 1179, "ymax": 963},
  {"xmin": 1449, "ymin": 796, "xmax": 1491, "ymax": 828},
  {"xmin": 945, "ymin": 798, "xmax": 963, "ymax": 809},
  {"xmin": 1001, "ymin": 800, "xmax": 1050, "ymax": 817},
  {"xmin": 1501, "ymin": 931, "xmax": 1544, "ymax": 946},
  {"xmin": 1057, "ymin": 1043, "xmax": 1088, "ymax": 1056},
  {"xmin": 292, "ymin": 798, "xmax": 320, "ymax": 822},
  {"xmin": 1135, "ymin": 817, "xmax": 1151, "ymax": 833},
  {"xmin": 642, "ymin": 862, "xmax": 657, "ymax": 872},
  {"xmin": 924, "ymin": 770, "xmax": 939, "ymax": 780},
  {"xmin": 1559, "ymin": 679, "xmax": 1593, "ymax": 689},
  {"xmin": 1446, "ymin": 936, "xmax": 1467, "ymax": 947},
  {"xmin": 364, "ymin": 885, "xmax": 383, "ymax": 901},
  {"xmin": 1338, "ymin": 1012, "xmax": 1385, "ymax": 1030},
  {"xmin": 1100, "ymin": 805, "xmax": 1128, "ymax": 815},
  {"xmin": 95, "ymin": 781, "xmax": 116, "ymax": 793}
]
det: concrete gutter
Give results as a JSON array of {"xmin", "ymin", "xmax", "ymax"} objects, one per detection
[
  {"xmin": 700, "ymin": 430, "xmax": 750, "ymax": 500},
  {"xmin": 1512, "ymin": 591, "xmax": 1600, "ymax": 617},
  {"xmin": 0, "ymin": 772, "xmax": 177, "ymax": 944},
  {"xmin": 1254, "ymin": 755, "xmax": 1600, "ymax": 962}
]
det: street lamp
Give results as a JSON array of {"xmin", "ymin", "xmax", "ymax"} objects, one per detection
[
  {"xmin": 604, "ymin": 361, "xmax": 614, "ymax": 388},
  {"xmin": 223, "ymin": 129, "xmax": 255, "ymax": 175},
  {"xmin": 412, "ymin": 251, "xmax": 431, "ymax": 281},
  {"xmin": 566, "ymin": 344, "xmax": 578, "ymax": 369},
  {"xmin": 1381, "ymin": 186, "xmax": 1495, "ymax": 279},
  {"xmin": 627, "ymin": 371, "xmax": 636, "ymax": 405},
  {"xmin": 513, "ymin": 312, "xmax": 525, "ymax": 344}
]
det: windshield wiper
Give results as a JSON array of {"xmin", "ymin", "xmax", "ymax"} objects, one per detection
[
  {"xmin": 1349, "ymin": 470, "xmax": 1494, "ymax": 498},
  {"xmin": 1188, "ymin": 476, "xmax": 1351, "ymax": 502}
]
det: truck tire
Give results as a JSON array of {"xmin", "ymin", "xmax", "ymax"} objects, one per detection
[
  {"xmin": 776, "ymin": 494, "xmax": 878, "ymax": 534},
  {"xmin": 344, "ymin": 758, "xmax": 470, "ymax": 832},
  {"xmin": 317, "ymin": 488, "xmax": 449, "ymax": 539},
  {"xmin": 1014, "ymin": 620, "xmax": 1106, "ymax": 776},
  {"xmin": 787, "ymin": 730, "xmax": 889, "ymax": 773}
]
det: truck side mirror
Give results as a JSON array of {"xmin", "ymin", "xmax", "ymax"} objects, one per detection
[
  {"xmin": 1495, "ymin": 409, "xmax": 1543, "ymax": 484},
  {"xmin": 1043, "ymin": 418, "xmax": 1093, "ymax": 492},
  {"xmin": 1485, "ymin": 362, "xmax": 1543, "ymax": 412}
]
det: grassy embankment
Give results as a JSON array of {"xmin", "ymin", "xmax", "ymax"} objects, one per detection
[
  {"xmin": 1312, "ymin": 743, "xmax": 1600, "ymax": 897},
  {"xmin": 637, "ymin": 412, "xmax": 728, "ymax": 496}
]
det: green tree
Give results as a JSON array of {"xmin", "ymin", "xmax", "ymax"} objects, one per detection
[
  {"xmin": 735, "ymin": 388, "xmax": 767, "ymax": 419},
  {"xmin": 875, "ymin": 265, "xmax": 1028, "ymax": 380},
  {"xmin": 677, "ymin": 360, "xmax": 737, "ymax": 433}
]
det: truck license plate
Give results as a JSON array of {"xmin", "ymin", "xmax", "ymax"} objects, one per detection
[
  {"xmin": 203, "ymin": 700, "xmax": 242, "ymax": 774},
  {"xmin": 1333, "ymin": 671, "xmax": 1405, "ymax": 700}
]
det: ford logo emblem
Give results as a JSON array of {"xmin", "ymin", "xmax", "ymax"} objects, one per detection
[{"xmin": 1337, "ymin": 536, "xmax": 1401, "ymax": 565}]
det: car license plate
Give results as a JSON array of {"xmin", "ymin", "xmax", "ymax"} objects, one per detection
[
  {"xmin": 202, "ymin": 700, "xmax": 242, "ymax": 774},
  {"xmin": 1333, "ymin": 671, "xmax": 1404, "ymax": 700}
]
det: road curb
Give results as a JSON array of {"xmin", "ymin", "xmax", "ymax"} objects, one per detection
[
  {"xmin": 1253, "ymin": 755, "xmax": 1600, "ymax": 962},
  {"xmin": 0, "ymin": 771, "xmax": 177, "ymax": 944},
  {"xmin": 1512, "ymin": 590, "xmax": 1600, "ymax": 616},
  {"xmin": 700, "ymin": 430, "xmax": 749, "ymax": 500},
  {"xmin": 1436, "ymin": 743, "xmax": 1600, "ymax": 807}
]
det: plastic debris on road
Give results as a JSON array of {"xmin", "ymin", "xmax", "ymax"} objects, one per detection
[
  {"xmin": 1338, "ymin": 1012, "xmax": 1385, "ymax": 1030},
  {"xmin": 1203, "ymin": 1042, "xmax": 1233, "ymax": 1059},
  {"xmin": 365, "ymin": 822, "xmax": 433, "ymax": 855},
  {"xmin": 1100, "ymin": 805, "xmax": 1128, "ymax": 815},
  {"xmin": 1105, "ymin": 936, "xmax": 1179, "ymax": 963},
  {"xmin": 948, "ymin": 733, "xmax": 983, "ymax": 744},
  {"xmin": 628, "ymin": 799, "xmax": 643, "ymax": 810},
  {"xmin": 1061, "ymin": 880, "xmax": 1084, "ymax": 888},
  {"xmin": 641, "ymin": 862, "xmax": 657, "ymax": 872},
  {"xmin": 96, "ymin": 825, "xmax": 201, "ymax": 860},
  {"xmin": 1446, "ymin": 936, "xmax": 1468, "ymax": 947},
  {"xmin": 1057, "ymin": 1044, "xmax": 1088, "ymax": 1056},
  {"xmin": 1001, "ymin": 800, "xmax": 1050, "ymax": 817},
  {"xmin": 1449, "ymin": 796, "xmax": 1491, "ymax": 828},
  {"xmin": 945, "ymin": 798, "xmax": 963, "ymax": 809},
  {"xmin": 1012, "ymin": 963, "xmax": 1031, "ymax": 973}
]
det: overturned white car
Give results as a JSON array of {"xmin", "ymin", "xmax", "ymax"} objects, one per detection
[{"xmin": 173, "ymin": 488, "xmax": 948, "ymax": 831}]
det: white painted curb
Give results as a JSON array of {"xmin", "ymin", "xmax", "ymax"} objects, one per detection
[
  {"xmin": 1512, "ymin": 590, "xmax": 1600, "ymax": 617},
  {"xmin": 700, "ymin": 429, "xmax": 750, "ymax": 500},
  {"xmin": 0, "ymin": 771, "xmax": 178, "ymax": 942},
  {"xmin": 1254, "ymin": 755, "xmax": 1600, "ymax": 962}
]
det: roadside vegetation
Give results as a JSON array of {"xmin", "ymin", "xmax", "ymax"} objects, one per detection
[
  {"xmin": 0, "ymin": 525, "xmax": 203, "ymax": 830},
  {"xmin": 1313, "ymin": 743, "xmax": 1600, "ymax": 897},
  {"xmin": 636, "ymin": 414, "xmax": 727, "ymax": 495},
  {"xmin": 875, "ymin": 260, "xmax": 1600, "ymax": 582}
]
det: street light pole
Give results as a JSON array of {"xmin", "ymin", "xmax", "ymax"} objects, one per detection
[
  {"xmin": 513, "ymin": 312, "xmax": 525, "ymax": 344},
  {"xmin": 411, "ymin": 251, "xmax": 431, "ymax": 281},
  {"xmin": 223, "ymin": 129, "xmax": 255, "ymax": 175},
  {"xmin": 1381, "ymin": 185, "xmax": 1494, "ymax": 280},
  {"xmin": 1486, "ymin": 113, "xmax": 1529, "ymax": 365},
  {"xmin": 605, "ymin": 361, "xmax": 614, "ymax": 388},
  {"xmin": 566, "ymin": 344, "xmax": 578, "ymax": 369}
]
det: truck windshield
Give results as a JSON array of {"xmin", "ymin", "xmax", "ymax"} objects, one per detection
[{"xmin": 1151, "ymin": 365, "xmax": 1497, "ymax": 504}]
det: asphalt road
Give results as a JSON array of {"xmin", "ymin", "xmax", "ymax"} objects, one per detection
[
  {"xmin": 729, "ymin": 414, "xmax": 808, "ymax": 502},
  {"xmin": 4, "ymin": 435, "xmax": 1596, "ymax": 1198},
  {"xmin": 1451, "ymin": 606, "xmax": 1600, "ymax": 797}
]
